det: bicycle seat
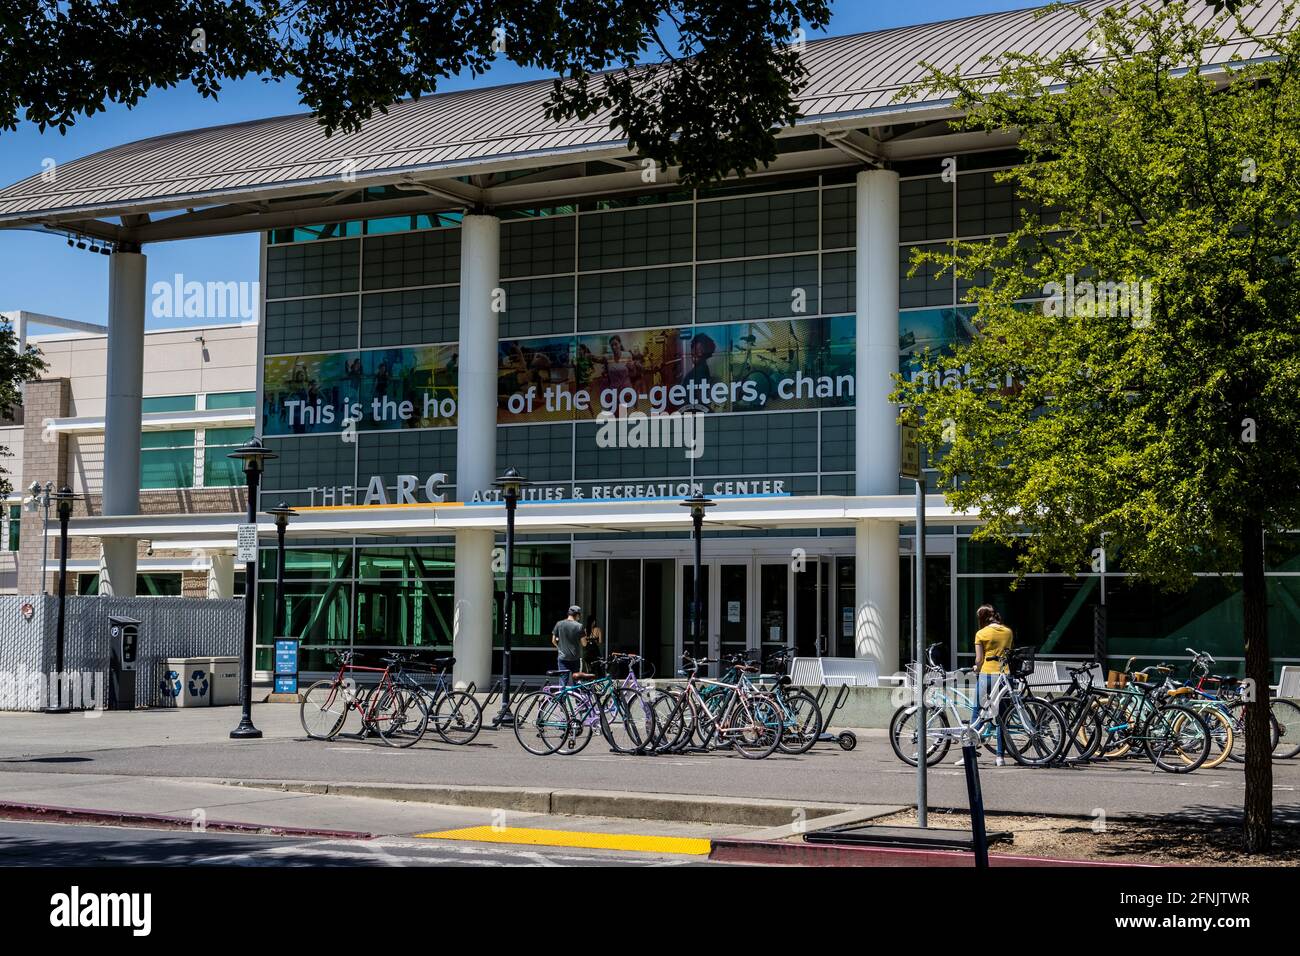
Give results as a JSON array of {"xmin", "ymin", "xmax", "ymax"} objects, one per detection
[{"xmin": 570, "ymin": 672, "xmax": 596, "ymax": 680}]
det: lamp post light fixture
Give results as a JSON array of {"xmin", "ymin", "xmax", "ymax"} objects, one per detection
[
  {"xmin": 491, "ymin": 467, "xmax": 527, "ymax": 728},
  {"xmin": 680, "ymin": 494, "xmax": 715, "ymax": 665},
  {"xmin": 27, "ymin": 480, "xmax": 54, "ymax": 594},
  {"xmin": 227, "ymin": 436, "xmax": 277, "ymax": 740},
  {"xmin": 46, "ymin": 486, "xmax": 77, "ymax": 714},
  {"xmin": 265, "ymin": 502, "xmax": 297, "ymax": 638}
]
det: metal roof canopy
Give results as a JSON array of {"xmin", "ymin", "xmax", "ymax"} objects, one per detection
[
  {"xmin": 59, "ymin": 494, "xmax": 973, "ymax": 550},
  {"xmin": 0, "ymin": 1, "xmax": 1274, "ymax": 246}
]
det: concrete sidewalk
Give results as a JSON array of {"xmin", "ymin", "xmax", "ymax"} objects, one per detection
[{"xmin": 2, "ymin": 705, "xmax": 1297, "ymax": 827}]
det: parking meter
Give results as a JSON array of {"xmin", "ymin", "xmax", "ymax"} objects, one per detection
[{"xmin": 108, "ymin": 615, "xmax": 140, "ymax": 710}]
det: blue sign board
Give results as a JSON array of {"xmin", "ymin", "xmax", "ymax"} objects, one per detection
[{"xmin": 274, "ymin": 638, "xmax": 299, "ymax": 695}]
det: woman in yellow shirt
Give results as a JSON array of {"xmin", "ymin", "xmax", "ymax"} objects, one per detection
[{"xmin": 970, "ymin": 604, "xmax": 1013, "ymax": 765}]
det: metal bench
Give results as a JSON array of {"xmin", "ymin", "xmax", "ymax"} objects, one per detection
[
  {"xmin": 1274, "ymin": 665, "xmax": 1300, "ymax": 699},
  {"xmin": 788, "ymin": 657, "xmax": 882, "ymax": 687}
]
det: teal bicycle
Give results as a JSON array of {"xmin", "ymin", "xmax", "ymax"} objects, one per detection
[{"xmin": 512, "ymin": 664, "xmax": 657, "ymax": 756}]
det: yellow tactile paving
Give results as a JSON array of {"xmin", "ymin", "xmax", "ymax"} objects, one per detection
[{"xmin": 414, "ymin": 825, "xmax": 712, "ymax": 855}]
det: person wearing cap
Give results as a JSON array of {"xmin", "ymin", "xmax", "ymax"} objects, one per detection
[{"xmin": 552, "ymin": 605, "xmax": 587, "ymax": 683}]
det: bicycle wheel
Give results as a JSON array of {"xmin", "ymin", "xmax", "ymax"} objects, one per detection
[
  {"xmin": 377, "ymin": 687, "xmax": 427, "ymax": 748},
  {"xmin": 1226, "ymin": 700, "xmax": 1280, "ymax": 762},
  {"xmin": 512, "ymin": 691, "xmax": 570, "ymax": 756},
  {"xmin": 648, "ymin": 689, "xmax": 688, "ymax": 752},
  {"xmin": 600, "ymin": 687, "xmax": 657, "ymax": 754},
  {"xmin": 999, "ymin": 697, "xmax": 1066, "ymax": 767},
  {"xmin": 728, "ymin": 694, "xmax": 784, "ymax": 759},
  {"xmin": 1145, "ymin": 704, "xmax": 1210, "ymax": 773},
  {"xmin": 1198, "ymin": 706, "xmax": 1234, "ymax": 769},
  {"xmin": 888, "ymin": 704, "xmax": 951, "ymax": 767},
  {"xmin": 1271, "ymin": 697, "xmax": 1300, "ymax": 759},
  {"xmin": 430, "ymin": 690, "xmax": 483, "ymax": 745},
  {"xmin": 775, "ymin": 688, "xmax": 823, "ymax": 756},
  {"xmin": 300, "ymin": 680, "xmax": 348, "ymax": 740},
  {"xmin": 1052, "ymin": 694, "xmax": 1102, "ymax": 761}
]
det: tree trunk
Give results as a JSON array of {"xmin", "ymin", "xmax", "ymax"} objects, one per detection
[{"xmin": 1241, "ymin": 516, "xmax": 1272, "ymax": 854}]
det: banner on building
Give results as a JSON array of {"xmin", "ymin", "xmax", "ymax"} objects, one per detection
[{"xmin": 263, "ymin": 315, "xmax": 856, "ymax": 436}]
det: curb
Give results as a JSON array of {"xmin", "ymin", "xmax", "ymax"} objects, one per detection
[
  {"xmin": 216, "ymin": 779, "xmax": 868, "ymax": 828},
  {"xmin": 708, "ymin": 838, "xmax": 1155, "ymax": 867},
  {"xmin": 0, "ymin": 800, "xmax": 375, "ymax": 841}
]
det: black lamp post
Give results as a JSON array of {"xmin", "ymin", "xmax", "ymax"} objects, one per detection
[
  {"xmin": 680, "ymin": 494, "xmax": 715, "ymax": 664},
  {"xmin": 45, "ymin": 486, "xmax": 76, "ymax": 714},
  {"xmin": 227, "ymin": 436, "xmax": 277, "ymax": 740},
  {"xmin": 492, "ymin": 467, "xmax": 527, "ymax": 728},
  {"xmin": 266, "ymin": 502, "xmax": 297, "ymax": 638}
]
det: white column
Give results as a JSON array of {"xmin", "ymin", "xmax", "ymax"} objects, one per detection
[
  {"xmin": 452, "ymin": 214, "xmax": 500, "ymax": 689},
  {"xmin": 207, "ymin": 552, "xmax": 235, "ymax": 599},
  {"xmin": 100, "ymin": 249, "xmax": 146, "ymax": 596},
  {"xmin": 855, "ymin": 519, "xmax": 900, "ymax": 672},
  {"xmin": 854, "ymin": 169, "xmax": 901, "ymax": 669}
]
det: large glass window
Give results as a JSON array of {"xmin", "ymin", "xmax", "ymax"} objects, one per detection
[
  {"xmin": 203, "ymin": 426, "xmax": 255, "ymax": 487},
  {"xmin": 141, "ymin": 430, "xmax": 196, "ymax": 488},
  {"xmin": 206, "ymin": 391, "xmax": 256, "ymax": 409},
  {"xmin": 6, "ymin": 504, "xmax": 19, "ymax": 552}
]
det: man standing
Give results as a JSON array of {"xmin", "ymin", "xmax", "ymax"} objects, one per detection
[{"xmin": 552, "ymin": 605, "xmax": 586, "ymax": 682}]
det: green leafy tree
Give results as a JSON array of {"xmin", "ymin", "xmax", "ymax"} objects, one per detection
[
  {"xmin": 0, "ymin": 323, "xmax": 48, "ymax": 496},
  {"xmin": 894, "ymin": 0, "xmax": 1300, "ymax": 852},
  {"xmin": 0, "ymin": 1, "xmax": 829, "ymax": 185}
]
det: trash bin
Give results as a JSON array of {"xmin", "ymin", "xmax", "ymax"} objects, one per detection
[
  {"xmin": 209, "ymin": 657, "xmax": 241, "ymax": 706},
  {"xmin": 159, "ymin": 658, "xmax": 213, "ymax": 707}
]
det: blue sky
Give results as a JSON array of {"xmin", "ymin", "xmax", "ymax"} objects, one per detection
[{"xmin": 0, "ymin": 1, "xmax": 1052, "ymax": 332}]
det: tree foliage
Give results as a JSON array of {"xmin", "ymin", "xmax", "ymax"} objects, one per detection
[
  {"xmin": 894, "ymin": 0, "xmax": 1300, "ymax": 851},
  {"xmin": 0, "ymin": 1, "xmax": 830, "ymax": 185}
]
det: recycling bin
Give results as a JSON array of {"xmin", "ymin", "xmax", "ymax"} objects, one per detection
[
  {"xmin": 208, "ymin": 657, "xmax": 241, "ymax": 706},
  {"xmin": 159, "ymin": 657, "xmax": 213, "ymax": 708}
]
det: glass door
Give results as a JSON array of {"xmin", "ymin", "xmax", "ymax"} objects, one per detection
[
  {"xmin": 716, "ymin": 563, "xmax": 750, "ymax": 663},
  {"xmin": 679, "ymin": 560, "xmax": 750, "ymax": 670},
  {"xmin": 758, "ymin": 561, "xmax": 790, "ymax": 663}
]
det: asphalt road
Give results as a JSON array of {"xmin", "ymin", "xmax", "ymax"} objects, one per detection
[{"xmin": 2, "ymin": 707, "xmax": 1297, "ymax": 822}]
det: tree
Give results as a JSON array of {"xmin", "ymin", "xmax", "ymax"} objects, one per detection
[
  {"xmin": 0, "ymin": 1, "xmax": 829, "ymax": 186},
  {"xmin": 0, "ymin": 322, "xmax": 48, "ymax": 497},
  {"xmin": 894, "ymin": 0, "xmax": 1300, "ymax": 852}
]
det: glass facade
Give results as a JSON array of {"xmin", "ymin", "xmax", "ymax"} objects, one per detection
[{"xmin": 255, "ymin": 158, "xmax": 1299, "ymax": 678}]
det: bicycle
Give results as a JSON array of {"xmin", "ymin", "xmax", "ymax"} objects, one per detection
[
  {"xmin": 1050, "ymin": 657, "xmax": 1212, "ymax": 773},
  {"xmin": 299, "ymin": 650, "xmax": 408, "ymax": 745},
  {"xmin": 511, "ymin": 664, "xmax": 657, "ymax": 757},
  {"xmin": 1182, "ymin": 647, "xmax": 1299, "ymax": 762},
  {"xmin": 383, "ymin": 653, "xmax": 484, "ymax": 747},
  {"xmin": 651, "ymin": 655, "xmax": 784, "ymax": 759},
  {"xmin": 888, "ymin": 646, "xmax": 1068, "ymax": 768}
]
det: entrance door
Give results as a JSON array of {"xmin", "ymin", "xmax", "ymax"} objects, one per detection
[
  {"xmin": 679, "ymin": 561, "xmax": 750, "ymax": 666},
  {"xmin": 758, "ymin": 560, "xmax": 791, "ymax": 663}
]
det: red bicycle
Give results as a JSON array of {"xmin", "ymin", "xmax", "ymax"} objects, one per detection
[{"xmin": 299, "ymin": 650, "xmax": 410, "ymax": 744}]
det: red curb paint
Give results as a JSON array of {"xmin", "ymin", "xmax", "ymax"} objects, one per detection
[
  {"xmin": 0, "ymin": 800, "xmax": 374, "ymax": 841},
  {"xmin": 708, "ymin": 838, "xmax": 1157, "ymax": 867}
]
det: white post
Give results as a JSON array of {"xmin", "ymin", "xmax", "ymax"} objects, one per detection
[
  {"xmin": 854, "ymin": 169, "xmax": 901, "ymax": 671},
  {"xmin": 452, "ymin": 214, "xmax": 500, "ymax": 689},
  {"xmin": 100, "ymin": 249, "xmax": 146, "ymax": 596},
  {"xmin": 207, "ymin": 552, "xmax": 236, "ymax": 599}
]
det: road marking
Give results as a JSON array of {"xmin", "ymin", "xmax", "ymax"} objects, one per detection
[{"xmin": 415, "ymin": 825, "xmax": 712, "ymax": 855}]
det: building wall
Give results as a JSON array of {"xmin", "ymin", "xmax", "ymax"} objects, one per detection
[
  {"xmin": 3, "ymin": 322, "xmax": 257, "ymax": 595},
  {"xmin": 251, "ymin": 160, "xmax": 1300, "ymax": 677}
]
